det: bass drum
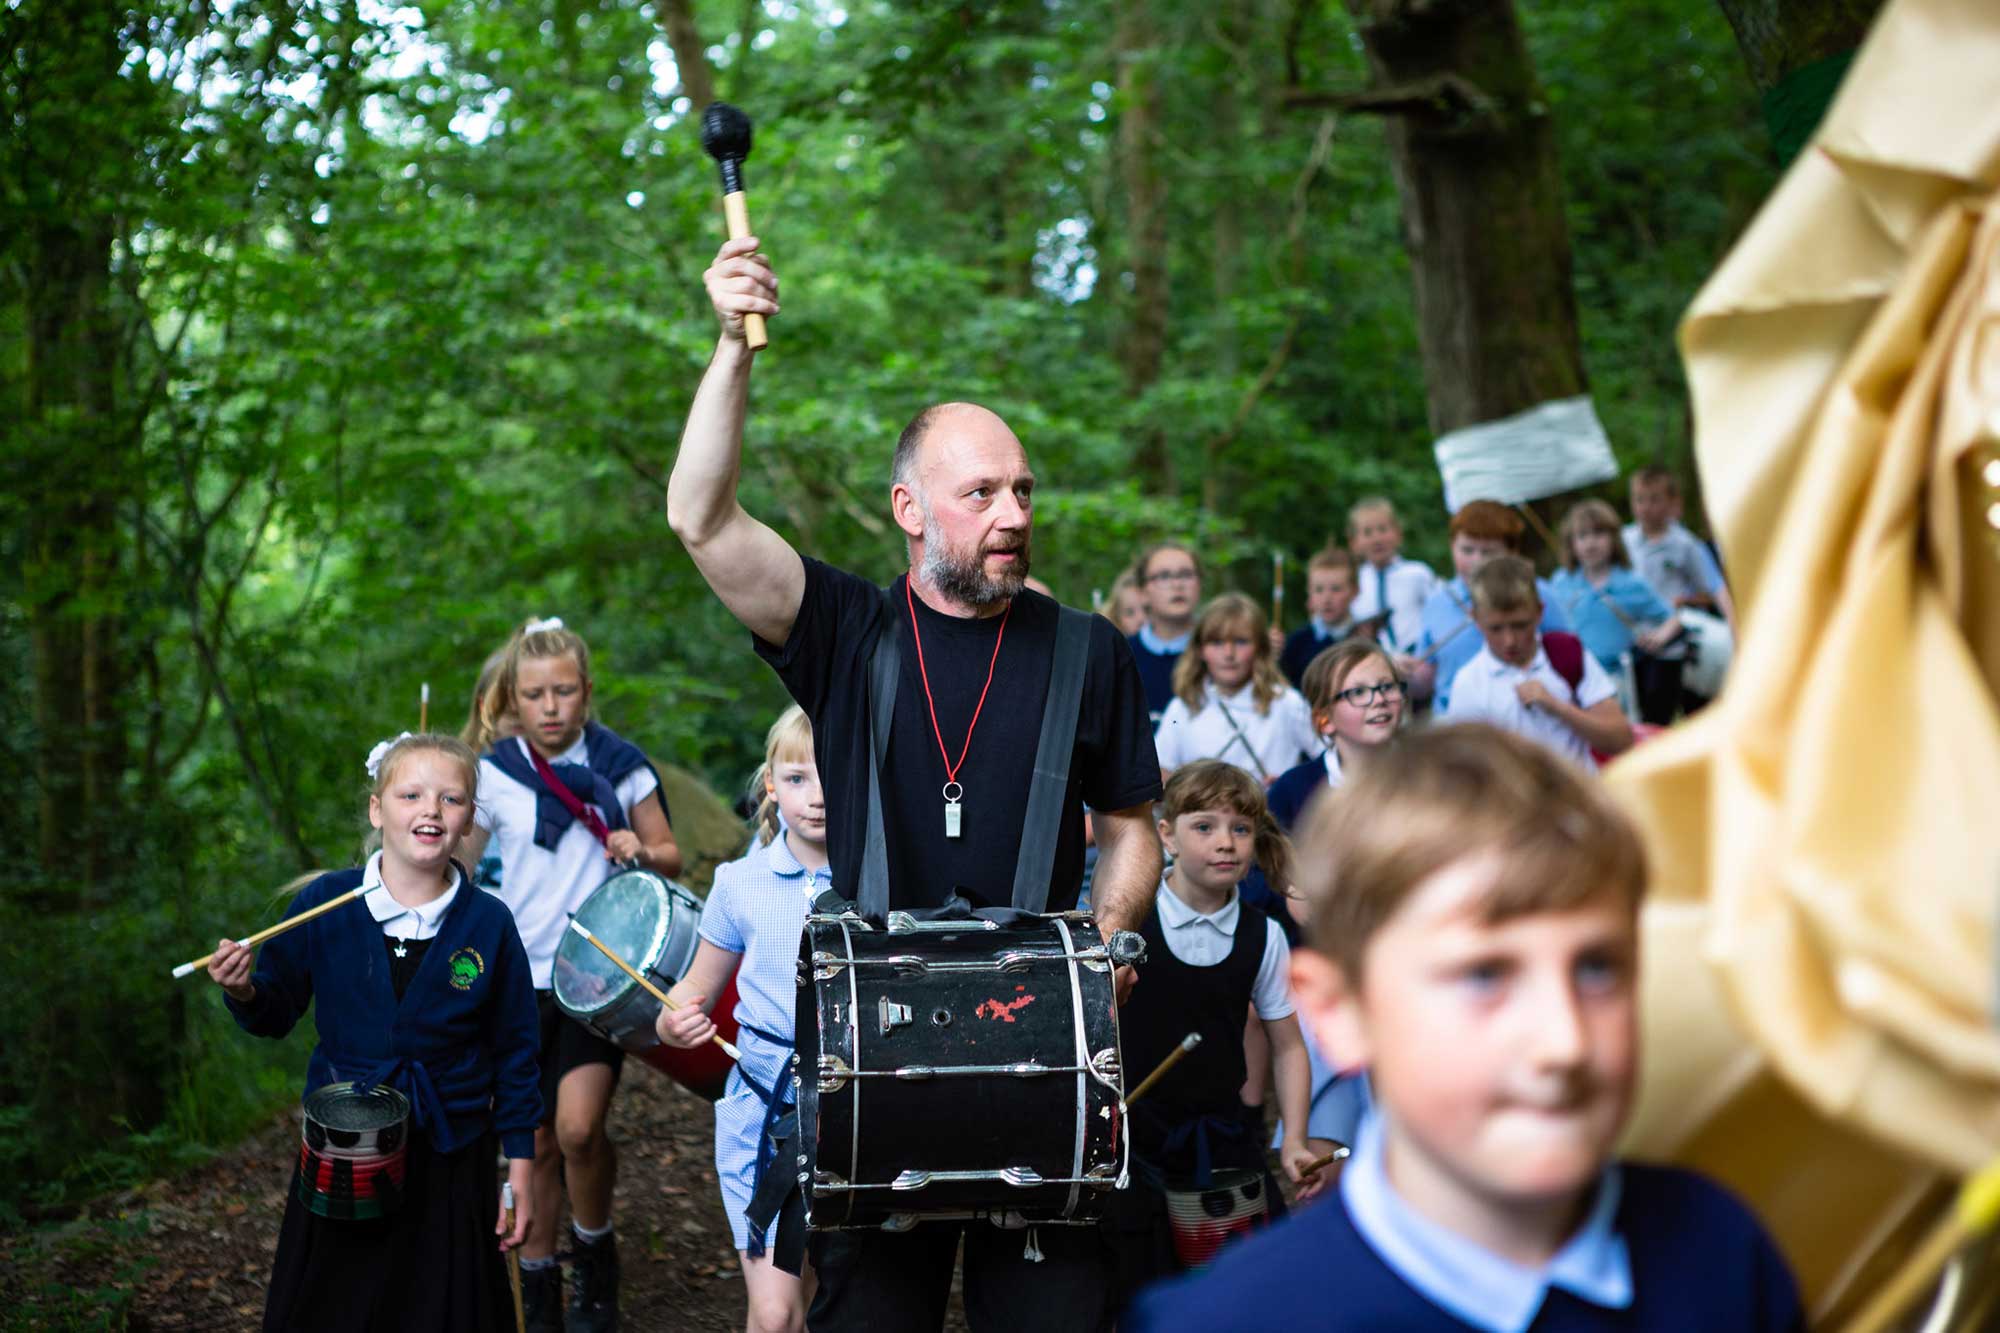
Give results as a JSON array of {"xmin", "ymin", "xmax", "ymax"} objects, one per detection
[
  {"xmin": 795, "ymin": 910, "xmax": 1126, "ymax": 1231},
  {"xmin": 552, "ymin": 867, "xmax": 741, "ymax": 1102}
]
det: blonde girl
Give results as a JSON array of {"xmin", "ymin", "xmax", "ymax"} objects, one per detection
[
  {"xmin": 1153, "ymin": 593, "xmax": 1321, "ymax": 784},
  {"xmin": 207, "ymin": 734, "xmax": 539, "ymax": 1332},
  {"xmin": 657, "ymin": 706, "xmax": 827, "ymax": 1332},
  {"xmin": 457, "ymin": 617, "xmax": 680, "ymax": 1330}
]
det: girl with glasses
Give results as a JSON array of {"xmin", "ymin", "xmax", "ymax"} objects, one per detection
[{"xmin": 1267, "ymin": 640, "xmax": 1408, "ymax": 834}]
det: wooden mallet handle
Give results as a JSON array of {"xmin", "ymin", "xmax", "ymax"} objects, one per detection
[
  {"xmin": 567, "ymin": 918, "xmax": 742, "ymax": 1061},
  {"xmin": 172, "ymin": 885, "xmax": 373, "ymax": 979},
  {"xmin": 1301, "ymin": 1146, "xmax": 1350, "ymax": 1178},
  {"xmin": 700, "ymin": 102, "xmax": 768, "ymax": 352},
  {"xmin": 503, "ymin": 1182, "xmax": 525, "ymax": 1333},
  {"xmin": 1125, "ymin": 1032, "xmax": 1202, "ymax": 1108}
]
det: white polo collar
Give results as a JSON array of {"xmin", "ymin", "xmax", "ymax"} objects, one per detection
[
  {"xmin": 1341, "ymin": 1111, "xmax": 1631, "ymax": 1333},
  {"xmin": 363, "ymin": 850, "xmax": 462, "ymax": 938},
  {"xmin": 1481, "ymin": 644, "xmax": 1551, "ymax": 679},
  {"xmin": 1157, "ymin": 875, "xmax": 1241, "ymax": 938},
  {"xmin": 1138, "ymin": 622, "xmax": 1191, "ymax": 655}
]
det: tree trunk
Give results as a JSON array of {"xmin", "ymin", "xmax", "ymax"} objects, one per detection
[
  {"xmin": 659, "ymin": 0, "xmax": 718, "ymax": 111},
  {"xmin": 16, "ymin": 0, "xmax": 133, "ymax": 899},
  {"xmin": 1712, "ymin": 0, "xmax": 1883, "ymax": 162},
  {"xmin": 1114, "ymin": 0, "xmax": 1174, "ymax": 490},
  {"xmin": 1336, "ymin": 0, "xmax": 1586, "ymax": 437}
]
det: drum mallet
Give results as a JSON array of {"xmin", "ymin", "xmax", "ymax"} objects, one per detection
[
  {"xmin": 699, "ymin": 102, "xmax": 768, "ymax": 352},
  {"xmin": 1300, "ymin": 1145, "xmax": 1351, "ymax": 1179},
  {"xmin": 171, "ymin": 885, "xmax": 378, "ymax": 979},
  {"xmin": 503, "ymin": 1181, "xmax": 525, "ymax": 1333},
  {"xmin": 1841, "ymin": 1155, "xmax": 2000, "ymax": 1333},
  {"xmin": 566, "ymin": 918, "xmax": 744, "ymax": 1061},
  {"xmin": 1125, "ymin": 1032, "xmax": 1202, "ymax": 1108}
]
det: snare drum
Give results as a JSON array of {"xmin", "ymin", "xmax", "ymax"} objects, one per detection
[
  {"xmin": 552, "ymin": 867, "xmax": 742, "ymax": 1101},
  {"xmin": 795, "ymin": 910, "xmax": 1126, "ymax": 1231},
  {"xmin": 297, "ymin": 1082, "xmax": 410, "ymax": 1221}
]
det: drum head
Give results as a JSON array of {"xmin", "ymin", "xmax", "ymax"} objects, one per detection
[{"xmin": 553, "ymin": 869, "xmax": 673, "ymax": 1017}]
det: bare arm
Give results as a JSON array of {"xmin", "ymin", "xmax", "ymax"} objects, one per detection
[
  {"xmin": 605, "ymin": 789, "xmax": 681, "ymax": 877},
  {"xmin": 655, "ymin": 939, "xmax": 741, "ymax": 1048},
  {"xmin": 666, "ymin": 237, "xmax": 805, "ymax": 647},
  {"xmin": 1089, "ymin": 801, "xmax": 1163, "ymax": 941},
  {"xmin": 1266, "ymin": 1013, "xmax": 1316, "ymax": 1181},
  {"xmin": 1520, "ymin": 684, "xmax": 1634, "ymax": 756}
]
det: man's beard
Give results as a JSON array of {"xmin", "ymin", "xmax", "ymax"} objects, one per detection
[{"xmin": 919, "ymin": 521, "xmax": 1031, "ymax": 609}]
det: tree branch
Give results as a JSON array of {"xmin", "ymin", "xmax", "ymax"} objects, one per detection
[{"xmin": 1281, "ymin": 73, "xmax": 1499, "ymax": 130}]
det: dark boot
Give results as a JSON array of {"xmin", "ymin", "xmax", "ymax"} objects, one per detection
[
  {"xmin": 567, "ymin": 1228, "xmax": 620, "ymax": 1333},
  {"xmin": 522, "ymin": 1263, "xmax": 564, "ymax": 1333}
]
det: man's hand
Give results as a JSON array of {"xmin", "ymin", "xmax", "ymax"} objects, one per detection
[{"xmin": 705, "ymin": 236, "xmax": 778, "ymax": 342}]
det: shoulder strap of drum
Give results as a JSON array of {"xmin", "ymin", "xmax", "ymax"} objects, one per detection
[
  {"xmin": 859, "ymin": 610, "xmax": 899, "ymax": 922},
  {"xmin": 1010, "ymin": 605, "xmax": 1091, "ymax": 915}
]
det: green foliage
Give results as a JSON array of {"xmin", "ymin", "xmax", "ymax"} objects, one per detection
[{"xmin": 0, "ymin": 0, "xmax": 1775, "ymax": 1214}]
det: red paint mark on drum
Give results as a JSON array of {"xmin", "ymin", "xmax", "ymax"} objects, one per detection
[{"xmin": 976, "ymin": 993, "xmax": 1037, "ymax": 1022}]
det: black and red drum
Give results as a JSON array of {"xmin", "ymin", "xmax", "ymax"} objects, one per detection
[
  {"xmin": 552, "ymin": 867, "xmax": 742, "ymax": 1101},
  {"xmin": 297, "ymin": 1082, "xmax": 410, "ymax": 1221},
  {"xmin": 1164, "ymin": 1167, "xmax": 1271, "ymax": 1268},
  {"xmin": 795, "ymin": 909, "xmax": 1127, "ymax": 1231}
]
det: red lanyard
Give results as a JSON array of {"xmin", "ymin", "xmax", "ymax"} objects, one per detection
[{"xmin": 905, "ymin": 579, "xmax": 1010, "ymax": 793}]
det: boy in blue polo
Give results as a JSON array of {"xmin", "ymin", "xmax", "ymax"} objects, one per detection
[{"xmin": 1127, "ymin": 724, "xmax": 1803, "ymax": 1332}]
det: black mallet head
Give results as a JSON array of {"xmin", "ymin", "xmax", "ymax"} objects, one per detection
[{"xmin": 699, "ymin": 102, "xmax": 754, "ymax": 194}]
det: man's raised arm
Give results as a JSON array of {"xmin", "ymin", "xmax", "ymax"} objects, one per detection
[{"xmin": 667, "ymin": 236, "xmax": 805, "ymax": 648}]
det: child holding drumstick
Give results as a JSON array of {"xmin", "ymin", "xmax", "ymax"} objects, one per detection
[
  {"xmin": 656, "ymin": 706, "xmax": 828, "ymax": 1333},
  {"xmin": 207, "ymin": 733, "xmax": 539, "ymax": 1333}
]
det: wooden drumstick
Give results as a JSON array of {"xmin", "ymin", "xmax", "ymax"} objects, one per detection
[
  {"xmin": 1271, "ymin": 551, "xmax": 1285, "ymax": 628},
  {"xmin": 1416, "ymin": 617, "xmax": 1473, "ymax": 664},
  {"xmin": 566, "ymin": 919, "xmax": 743, "ymax": 1061},
  {"xmin": 1301, "ymin": 1146, "xmax": 1350, "ymax": 1178},
  {"xmin": 503, "ymin": 1181, "xmax": 525, "ymax": 1333},
  {"xmin": 699, "ymin": 103, "xmax": 768, "ymax": 352},
  {"xmin": 1125, "ymin": 1032, "xmax": 1201, "ymax": 1108},
  {"xmin": 1841, "ymin": 1157, "xmax": 2000, "ymax": 1333},
  {"xmin": 419, "ymin": 681, "xmax": 429, "ymax": 732},
  {"xmin": 172, "ymin": 885, "xmax": 377, "ymax": 979}
]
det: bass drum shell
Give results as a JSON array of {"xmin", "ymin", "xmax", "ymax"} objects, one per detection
[
  {"xmin": 552, "ymin": 867, "xmax": 741, "ymax": 1102},
  {"xmin": 795, "ymin": 911, "xmax": 1126, "ymax": 1231}
]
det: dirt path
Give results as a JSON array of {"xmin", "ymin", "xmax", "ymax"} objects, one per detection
[{"xmin": 2, "ymin": 1070, "xmax": 801, "ymax": 1332}]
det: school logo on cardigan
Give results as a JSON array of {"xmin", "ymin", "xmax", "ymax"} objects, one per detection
[{"xmin": 447, "ymin": 947, "xmax": 485, "ymax": 990}]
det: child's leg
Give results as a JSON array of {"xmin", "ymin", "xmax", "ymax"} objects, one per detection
[
  {"xmin": 1238, "ymin": 1003, "xmax": 1270, "ymax": 1109},
  {"xmin": 739, "ymin": 1249, "xmax": 814, "ymax": 1333},
  {"xmin": 524, "ymin": 1123, "xmax": 564, "ymax": 1259},
  {"xmin": 554, "ymin": 1062, "xmax": 619, "ymax": 1228}
]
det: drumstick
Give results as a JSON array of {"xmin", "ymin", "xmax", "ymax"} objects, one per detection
[
  {"xmin": 1300, "ymin": 1146, "xmax": 1350, "ymax": 1178},
  {"xmin": 566, "ymin": 919, "xmax": 743, "ymax": 1061},
  {"xmin": 1125, "ymin": 1032, "xmax": 1201, "ymax": 1108},
  {"xmin": 503, "ymin": 1182, "xmax": 525, "ymax": 1333},
  {"xmin": 171, "ymin": 885, "xmax": 377, "ymax": 979},
  {"xmin": 1271, "ymin": 551, "xmax": 1285, "ymax": 627},
  {"xmin": 1416, "ymin": 617, "xmax": 1473, "ymax": 663},
  {"xmin": 419, "ymin": 681, "xmax": 429, "ymax": 732},
  {"xmin": 1840, "ymin": 1156, "xmax": 2000, "ymax": 1333}
]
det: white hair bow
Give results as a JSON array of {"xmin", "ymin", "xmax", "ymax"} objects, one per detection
[
  {"xmin": 525, "ymin": 616, "xmax": 565, "ymax": 634},
  {"xmin": 365, "ymin": 732, "xmax": 415, "ymax": 780}
]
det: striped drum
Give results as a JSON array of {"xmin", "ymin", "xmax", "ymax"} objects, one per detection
[
  {"xmin": 297, "ymin": 1082, "xmax": 411, "ymax": 1221},
  {"xmin": 1164, "ymin": 1167, "xmax": 1270, "ymax": 1269}
]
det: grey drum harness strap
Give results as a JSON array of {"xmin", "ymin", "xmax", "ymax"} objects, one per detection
[{"xmin": 857, "ymin": 596, "xmax": 1093, "ymax": 922}]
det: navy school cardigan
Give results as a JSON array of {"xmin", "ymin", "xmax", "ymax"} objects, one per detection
[{"xmin": 225, "ymin": 868, "xmax": 543, "ymax": 1160}]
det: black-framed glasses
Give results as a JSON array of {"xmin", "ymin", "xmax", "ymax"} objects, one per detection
[
  {"xmin": 1145, "ymin": 568, "xmax": 1198, "ymax": 585},
  {"xmin": 1335, "ymin": 680, "xmax": 1407, "ymax": 708}
]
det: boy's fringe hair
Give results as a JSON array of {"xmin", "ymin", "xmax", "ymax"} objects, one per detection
[
  {"xmin": 1558, "ymin": 499, "xmax": 1633, "ymax": 571},
  {"xmin": 1467, "ymin": 554, "xmax": 1540, "ymax": 615},
  {"xmin": 749, "ymin": 705, "xmax": 816, "ymax": 846},
  {"xmin": 1300, "ymin": 638, "xmax": 1401, "ymax": 722},
  {"xmin": 479, "ymin": 618, "xmax": 595, "ymax": 742},
  {"xmin": 1346, "ymin": 496, "xmax": 1398, "ymax": 531},
  {"xmin": 1295, "ymin": 724, "xmax": 1646, "ymax": 983},
  {"xmin": 1171, "ymin": 593, "xmax": 1285, "ymax": 713},
  {"xmin": 1306, "ymin": 545, "xmax": 1355, "ymax": 577},
  {"xmin": 1448, "ymin": 499, "xmax": 1524, "ymax": 548},
  {"xmin": 1160, "ymin": 759, "xmax": 1294, "ymax": 892}
]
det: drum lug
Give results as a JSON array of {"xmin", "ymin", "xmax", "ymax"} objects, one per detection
[
  {"xmin": 881, "ymin": 1213, "xmax": 922, "ymax": 1232},
  {"xmin": 1088, "ymin": 1047, "xmax": 1122, "ymax": 1091},
  {"xmin": 887, "ymin": 912, "xmax": 1000, "ymax": 934},
  {"xmin": 812, "ymin": 950, "xmax": 845, "ymax": 981},
  {"xmin": 818, "ymin": 1053, "xmax": 854, "ymax": 1093},
  {"xmin": 878, "ymin": 997, "xmax": 913, "ymax": 1035}
]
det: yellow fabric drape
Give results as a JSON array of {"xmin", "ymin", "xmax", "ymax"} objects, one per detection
[{"xmin": 1607, "ymin": 0, "xmax": 2000, "ymax": 1311}]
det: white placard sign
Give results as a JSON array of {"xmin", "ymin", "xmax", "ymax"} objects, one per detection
[{"xmin": 1433, "ymin": 396, "xmax": 1619, "ymax": 513}]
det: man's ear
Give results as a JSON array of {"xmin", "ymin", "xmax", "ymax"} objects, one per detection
[
  {"xmin": 889, "ymin": 482, "xmax": 925, "ymax": 542},
  {"xmin": 1292, "ymin": 947, "xmax": 1370, "ymax": 1073}
]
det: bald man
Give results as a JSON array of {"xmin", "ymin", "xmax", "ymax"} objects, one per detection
[{"xmin": 668, "ymin": 237, "xmax": 1162, "ymax": 1332}]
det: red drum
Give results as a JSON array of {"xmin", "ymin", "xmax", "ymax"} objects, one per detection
[
  {"xmin": 552, "ymin": 868, "xmax": 742, "ymax": 1101},
  {"xmin": 297, "ymin": 1083, "xmax": 410, "ymax": 1221}
]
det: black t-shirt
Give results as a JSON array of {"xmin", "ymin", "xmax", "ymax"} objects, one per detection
[{"xmin": 755, "ymin": 558, "xmax": 1162, "ymax": 913}]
